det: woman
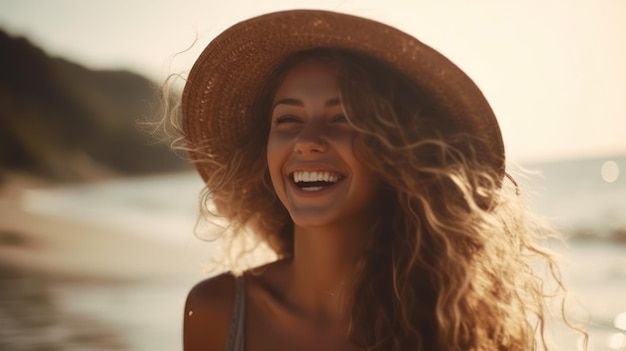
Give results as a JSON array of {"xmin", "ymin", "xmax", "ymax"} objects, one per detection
[{"xmin": 177, "ymin": 10, "xmax": 582, "ymax": 351}]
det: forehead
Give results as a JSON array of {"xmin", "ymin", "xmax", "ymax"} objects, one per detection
[{"xmin": 273, "ymin": 60, "xmax": 339, "ymax": 102}]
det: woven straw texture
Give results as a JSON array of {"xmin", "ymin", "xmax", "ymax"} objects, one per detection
[{"xmin": 182, "ymin": 10, "xmax": 504, "ymax": 182}]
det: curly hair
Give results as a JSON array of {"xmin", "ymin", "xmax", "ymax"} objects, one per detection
[{"xmin": 177, "ymin": 48, "xmax": 585, "ymax": 350}]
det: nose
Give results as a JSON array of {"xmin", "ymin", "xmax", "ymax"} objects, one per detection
[{"xmin": 293, "ymin": 120, "xmax": 328, "ymax": 154}]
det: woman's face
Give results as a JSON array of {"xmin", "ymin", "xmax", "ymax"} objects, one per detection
[{"xmin": 266, "ymin": 60, "xmax": 381, "ymax": 228}]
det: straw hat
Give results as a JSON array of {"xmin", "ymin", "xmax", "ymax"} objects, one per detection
[{"xmin": 182, "ymin": 9, "xmax": 505, "ymax": 182}]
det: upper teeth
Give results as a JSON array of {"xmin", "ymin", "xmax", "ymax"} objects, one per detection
[{"xmin": 293, "ymin": 171, "xmax": 340, "ymax": 183}]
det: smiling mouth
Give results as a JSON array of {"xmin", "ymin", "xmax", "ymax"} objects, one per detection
[{"xmin": 290, "ymin": 170, "xmax": 344, "ymax": 192}]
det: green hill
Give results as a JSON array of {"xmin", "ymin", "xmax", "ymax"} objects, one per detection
[{"xmin": 0, "ymin": 30, "xmax": 188, "ymax": 182}]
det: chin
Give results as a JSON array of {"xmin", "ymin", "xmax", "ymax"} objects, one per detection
[{"xmin": 287, "ymin": 210, "xmax": 339, "ymax": 229}]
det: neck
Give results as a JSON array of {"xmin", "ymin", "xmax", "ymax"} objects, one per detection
[{"xmin": 287, "ymin": 220, "xmax": 371, "ymax": 322}]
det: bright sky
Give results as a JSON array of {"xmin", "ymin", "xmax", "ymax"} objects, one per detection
[{"xmin": 1, "ymin": 0, "xmax": 625, "ymax": 163}]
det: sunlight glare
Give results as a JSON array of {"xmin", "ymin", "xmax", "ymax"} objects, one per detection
[
  {"xmin": 601, "ymin": 160, "xmax": 620, "ymax": 183},
  {"xmin": 607, "ymin": 333, "xmax": 626, "ymax": 349},
  {"xmin": 615, "ymin": 312, "xmax": 626, "ymax": 331}
]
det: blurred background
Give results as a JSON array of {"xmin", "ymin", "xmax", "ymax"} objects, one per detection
[{"xmin": 0, "ymin": 0, "xmax": 624, "ymax": 350}]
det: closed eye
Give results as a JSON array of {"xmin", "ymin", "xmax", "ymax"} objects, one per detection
[
  {"xmin": 274, "ymin": 115, "xmax": 301, "ymax": 125},
  {"xmin": 331, "ymin": 114, "xmax": 348, "ymax": 123}
]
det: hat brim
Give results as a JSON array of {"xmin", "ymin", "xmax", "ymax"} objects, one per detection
[{"xmin": 182, "ymin": 9, "xmax": 504, "ymax": 182}]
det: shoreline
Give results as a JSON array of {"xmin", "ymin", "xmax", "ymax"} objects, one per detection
[
  {"xmin": 0, "ymin": 173, "xmax": 210, "ymax": 351},
  {"xmin": 0, "ymin": 173, "xmax": 213, "ymax": 281}
]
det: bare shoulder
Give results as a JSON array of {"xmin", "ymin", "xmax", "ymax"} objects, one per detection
[{"xmin": 183, "ymin": 272, "xmax": 237, "ymax": 351}]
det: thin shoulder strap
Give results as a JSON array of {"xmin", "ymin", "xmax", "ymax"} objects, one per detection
[{"xmin": 224, "ymin": 274, "xmax": 246, "ymax": 351}]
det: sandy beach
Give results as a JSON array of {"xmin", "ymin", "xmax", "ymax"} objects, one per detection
[{"xmin": 0, "ymin": 174, "xmax": 210, "ymax": 351}]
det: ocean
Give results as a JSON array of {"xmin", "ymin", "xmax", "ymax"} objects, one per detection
[
  {"xmin": 522, "ymin": 154, "xmax": 626, "ymax": 240},
  {"xmin": 2, "ymin": 154, "xmax": 625, "ymax": 350}
]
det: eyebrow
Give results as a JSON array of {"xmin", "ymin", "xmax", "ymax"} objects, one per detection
[{"xmin": 272, "ymin": 97, "xmax": 341, "ymax": 110}]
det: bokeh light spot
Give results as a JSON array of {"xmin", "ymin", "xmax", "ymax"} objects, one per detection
[
  {"xmin": 608, "ymin": 332, "xmax": 626, "ymax": 349},
  {"xmin": 601, "ymin": 160, "xmax": 620, "ymax": 183},
  {"xmin": 615, "ymin": 312, "xmax": 626, "ymax": 331}
]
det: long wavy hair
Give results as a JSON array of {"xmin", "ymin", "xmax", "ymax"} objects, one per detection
[{"xmin": 175, "ymin": 48, "xmax": 585, "ymax": 350}]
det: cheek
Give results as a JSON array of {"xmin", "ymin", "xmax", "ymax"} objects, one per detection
[
  {"xmin": 266, "ymin": 137, "xmax": 288, "ymax": 187},
  {"xmin": 347, "ymin": 138, "xmax": 382, "ymax": 194}
]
